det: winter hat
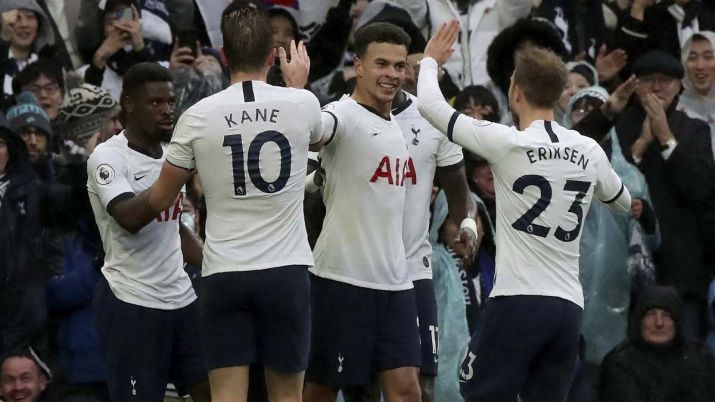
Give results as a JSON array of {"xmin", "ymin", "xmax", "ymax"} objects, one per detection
[
  {"xmin": 57, "ymin": 84, "xmax": 118, "ymax": 142},
  {"xmin": 567, "ymin": 61, "xmax": 598, "ymax": 86},
  {"xmin": 632, "ymin": 50, "xmax": 684, "ymax": 79},
  {"xmin": 6, "ymin": 92, "xmax": 52, "ymax": 138},
  {"xmin": 628, "ymin": 285, "xmax": 684, "ymax": 346}
]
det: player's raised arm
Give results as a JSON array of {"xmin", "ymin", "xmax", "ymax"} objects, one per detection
[{"xmin": 417, "ymin": 21, "xmax": 514, "ymax": 161}]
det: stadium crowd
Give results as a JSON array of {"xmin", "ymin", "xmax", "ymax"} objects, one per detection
[{"xmin": 1, "ymin": 0, "xmax": 715, "ymax": 401}]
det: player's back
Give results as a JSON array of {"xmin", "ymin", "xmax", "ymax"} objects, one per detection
[
  {"xmin": 176, "ymin": 81, "xmax": 321, "ymax": 276},
  {"xmin": 487, "ymin": 120, "xmax": 626, "ymax": 307}
]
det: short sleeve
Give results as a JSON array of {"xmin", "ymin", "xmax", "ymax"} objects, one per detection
[
  {"xmin": 86, "ymin": 145, "xmax": 133, "ymax": 210},
  {"xmin": 320, "ymin": 102, "xmax": 342, "ymax": 147},
  {"xmin": 299, "ymin": 91, "xmax": 324, "ymax": 145},
  {"xmin": 436, "ymin": 133, "xmax": 464, "ymax": 168},
  {"xmin": 166, "ymin": 111, "xmax": 197, "ymax": 170},
  {"xmin": 593, "ymin": 147, "xmax": 631, "ymax": 213},
  {"xmin": 451, "ymin": 114, "xmax": 516, "ymax": 163}
]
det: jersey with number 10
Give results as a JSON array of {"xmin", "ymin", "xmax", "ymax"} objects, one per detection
[{"xmin": 167, "ymin": 81, "xmax": 322, "ymax": 277}]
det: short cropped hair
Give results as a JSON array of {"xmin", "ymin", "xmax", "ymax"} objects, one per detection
[
  {"xmin": 119, "ymin": 62, "xmax": 172, "ymax": 117},
  {"xmin": 513, "ymin": 46, "xmax": 567, "ymax": 108},
  {"xmin": 12, "ymin": 60, "xmax": 64, "ymax": 96},
  {"xmin": 353, "ymin": 22, "xmax": 411, "ymax": 60},
  {"xmin": 221, "ymin": 5, "xmax": 273, "ymax": 73}
]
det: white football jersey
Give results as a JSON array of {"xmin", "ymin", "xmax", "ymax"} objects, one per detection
[
  {"xmin": 417, "ymin": 58, "xmax": 631, "ymax": 307},
  {"xmin": 312, "ymin": 96, "xmax": 412, "ymax": 290},
  {"xmin": 167, "ymin": 81, "xmax": 321, "ymax": 277},
  {"xmin": 393, "ymin": 92, "xmax": 463, "ymax": 281},
  {"xmin": 87, "ymin": 133, "xmax": 196, "ymax": 310}
]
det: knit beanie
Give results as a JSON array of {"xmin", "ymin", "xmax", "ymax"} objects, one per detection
[
  {"xmin": 57, "ymin": 84, "xmax": 118, "ymax": 142},
  {"xmin": 6, "ymin": 92, "xmax": 52, "ymax": 138}
]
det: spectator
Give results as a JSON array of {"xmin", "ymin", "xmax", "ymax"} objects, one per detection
[
  {"xmin": 677, "ymin": 31, "xmax": 715, "ymax": 159},
  {"xmin": 5, "ymin": 92, "xmax": 54, "ymax": 180},
  {"xmin": 614, "ymin": 0, "xmax": 715, "ymax": 66},
  {"xmin": 0, "ymin": 113, "xmax": 50, "ymax": 357},
  {"xmin": 0, "ymin": 348, "xmax": 52, "ymax": 402},
  {"xmin": 615, "ymin": 50, "xmax": 714, "ymax": 341},
  {"xmin": 77, "ymin": 0, "xmax": 153, "ymax": 100},
  {"xmin": 428, "ymin": 190, "xmax": 471, "ymax": 402},
  {"xmin": 413, "ymin": 0, "xmax": 532, "ymax": 88},
  {"xmin": 532, "ymin": 0, "xmax": 606, "ymax": 61},
  {"xmin": 56, "ymin": 83, "xmax": 119, "ymax": 153},
  {"xmin": 564, "ymin": 86, "xmax": 659, "ymax": 402},
  {"xmin": 557, "ymin": 61, "xmax": 598, "ymax": 124},
  {"xmin": 169, "ymin": 42, "xmax": 226, "ymax": 122},
  {"xmin": 485, "ymin": 17, "xmax": 568, "ymax": 124},
  {"xmin": 12, "ymin": 60, "xmax": 64, "ymax": 121},
  {"xmin": 453, "ymin": 85, "xmax": 500, "ymax": 124},
  {"xmin": 600, "ymin": 285, "xmax": 715, "ymax": 401},
  {"xmin": 0, "ymin": 0, "xmax": 56, "ymax": 111}
]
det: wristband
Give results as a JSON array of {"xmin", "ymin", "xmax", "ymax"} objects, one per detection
[
  {"xmin": 460, "ymin": 217, "xmax": 478, "ymax": 236},
  {"xmin": 304, "ymin": 171, "xmax": 320, "ymax": 193}
]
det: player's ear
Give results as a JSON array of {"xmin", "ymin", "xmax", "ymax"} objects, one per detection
[
  {"xmin": 122, "ymin": 94, "xmax": 134, "ymax": 115},
  {"xmin": 220, "ymin": 46, "xmax": 228, "ymax": 65},
  {"xmin": 354, "ymin": 56, "xmax": 363, "ymax": 77},
  {"xmin": 267, "ymin": 47, "xmax": 277, "ymax": 67}
]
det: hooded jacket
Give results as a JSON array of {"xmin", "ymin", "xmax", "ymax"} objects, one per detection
[
  {"xmin": 677, "ymin": 30, "xmax": 715, "ymax": 160},
  {"xmin": 0, "ymin": 0, "xmax": 56, "ymax": 53},
  {"xmin": 600, "ymin": 286, "xmax": 715, "ymax": 402}
]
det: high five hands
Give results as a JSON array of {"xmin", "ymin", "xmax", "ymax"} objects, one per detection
[
  {"xmin": 424, "ymin": 20, "xmax": 460, "ymax": 66},
  {"xmin": 280, "ymin": 40, "xmax": 311, "ymax": 89}
]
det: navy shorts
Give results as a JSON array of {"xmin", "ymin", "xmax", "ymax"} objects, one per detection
[
  {"xmin": 93, "ymin": 279, "xmax": 207, "ymax": 401},
  {"xmin": 459, "ymin": 295, "xmax": 582, "ymax": 402},
  {"xmin": 199, "ymin": 265, "xmax": 311, "ymax": 373},
  {"xmin": 306, "ymin": 275, "xmax": 421, "ymax": 386},
  {"xmin": 414, "ymin": 279, "xmax": 438, "ymax": 376}
]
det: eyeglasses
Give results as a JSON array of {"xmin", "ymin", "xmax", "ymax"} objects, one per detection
[
  {"xmin": 639, "ymin": 75, "xmax": 677, "ymax": 86},
  {"xmin": 23, "ymin": 82, "xmax": 61, "ymax": 96}
]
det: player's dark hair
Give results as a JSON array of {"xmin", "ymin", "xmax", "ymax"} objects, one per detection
[
  {"xmin": 513, "ymin": 46, "xmax": 567, "ymax": 109},
  {"xmin": 12, "ymin": 60, "xmax": 65, "ymax": 97},
  {"xmin": 221, "ymin": 5, "xmax": 273, "ymax": 73},
  {"xmin": 353, "ymin": 22, "xmax": 411, "ymax": 60},
  {"xmin": 119, "ymin": 62, "xmax": 172, "ymax": 116}
]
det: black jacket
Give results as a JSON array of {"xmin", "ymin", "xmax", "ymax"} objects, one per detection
[
  {"xmin": 0, "ymin": 125, "xmax": 83, "ymax": 355},
  {"xmin": 614, "ymin": 0, "xmax": 715, "ymax": 74},
  {"xmin": 614, "ymin": 101, "xmax": 714, "ymax": 298},
  {"xmin": 600, "ymin": 286, "xmax": 715, "ymax": 402}
]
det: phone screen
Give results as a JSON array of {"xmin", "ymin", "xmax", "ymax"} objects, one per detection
[{"xmin": 116, "ymin": 7, "xmax": 132, "ymax": 21}]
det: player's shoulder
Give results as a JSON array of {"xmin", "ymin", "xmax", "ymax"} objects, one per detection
[
  {"xmin": 89, "ymin": 134, "xmax": 127, "ymax": 163},
  {"xmin": 277, "ymin": 85, "xmax": 322, "ymax": 110}
]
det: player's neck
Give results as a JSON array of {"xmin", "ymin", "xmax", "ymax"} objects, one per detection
[
  {"xmin": 124, "ymin": 125, "xmax": 163, "ymax": 157},
  {"xmin": 230, "ymin": 70, "xmax": 268, "ymax": 85},
  {"xmin": 351, "ymin": 88, "xmax": 391, "ymax": 119},
  {"xmin": 517, "ymin": 108, "xmax": 555, "ymax": 130}
]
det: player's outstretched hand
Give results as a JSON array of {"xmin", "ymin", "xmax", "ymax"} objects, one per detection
[
  {"xmin": 424, "ymin": 20, "xmax": 459, "ymax": 66},
  {"xmin": 280, "ymin": 40, "xmax": 311, "ymax": 89}
]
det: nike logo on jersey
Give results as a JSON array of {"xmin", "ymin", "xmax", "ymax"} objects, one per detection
[
  {"xmin": 371, "ymin": 132, "xmax": 380, "ymax": 136},
  {"xmin": 134, "ymin": 174, "xmax": 146, "ymax": 181}
]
